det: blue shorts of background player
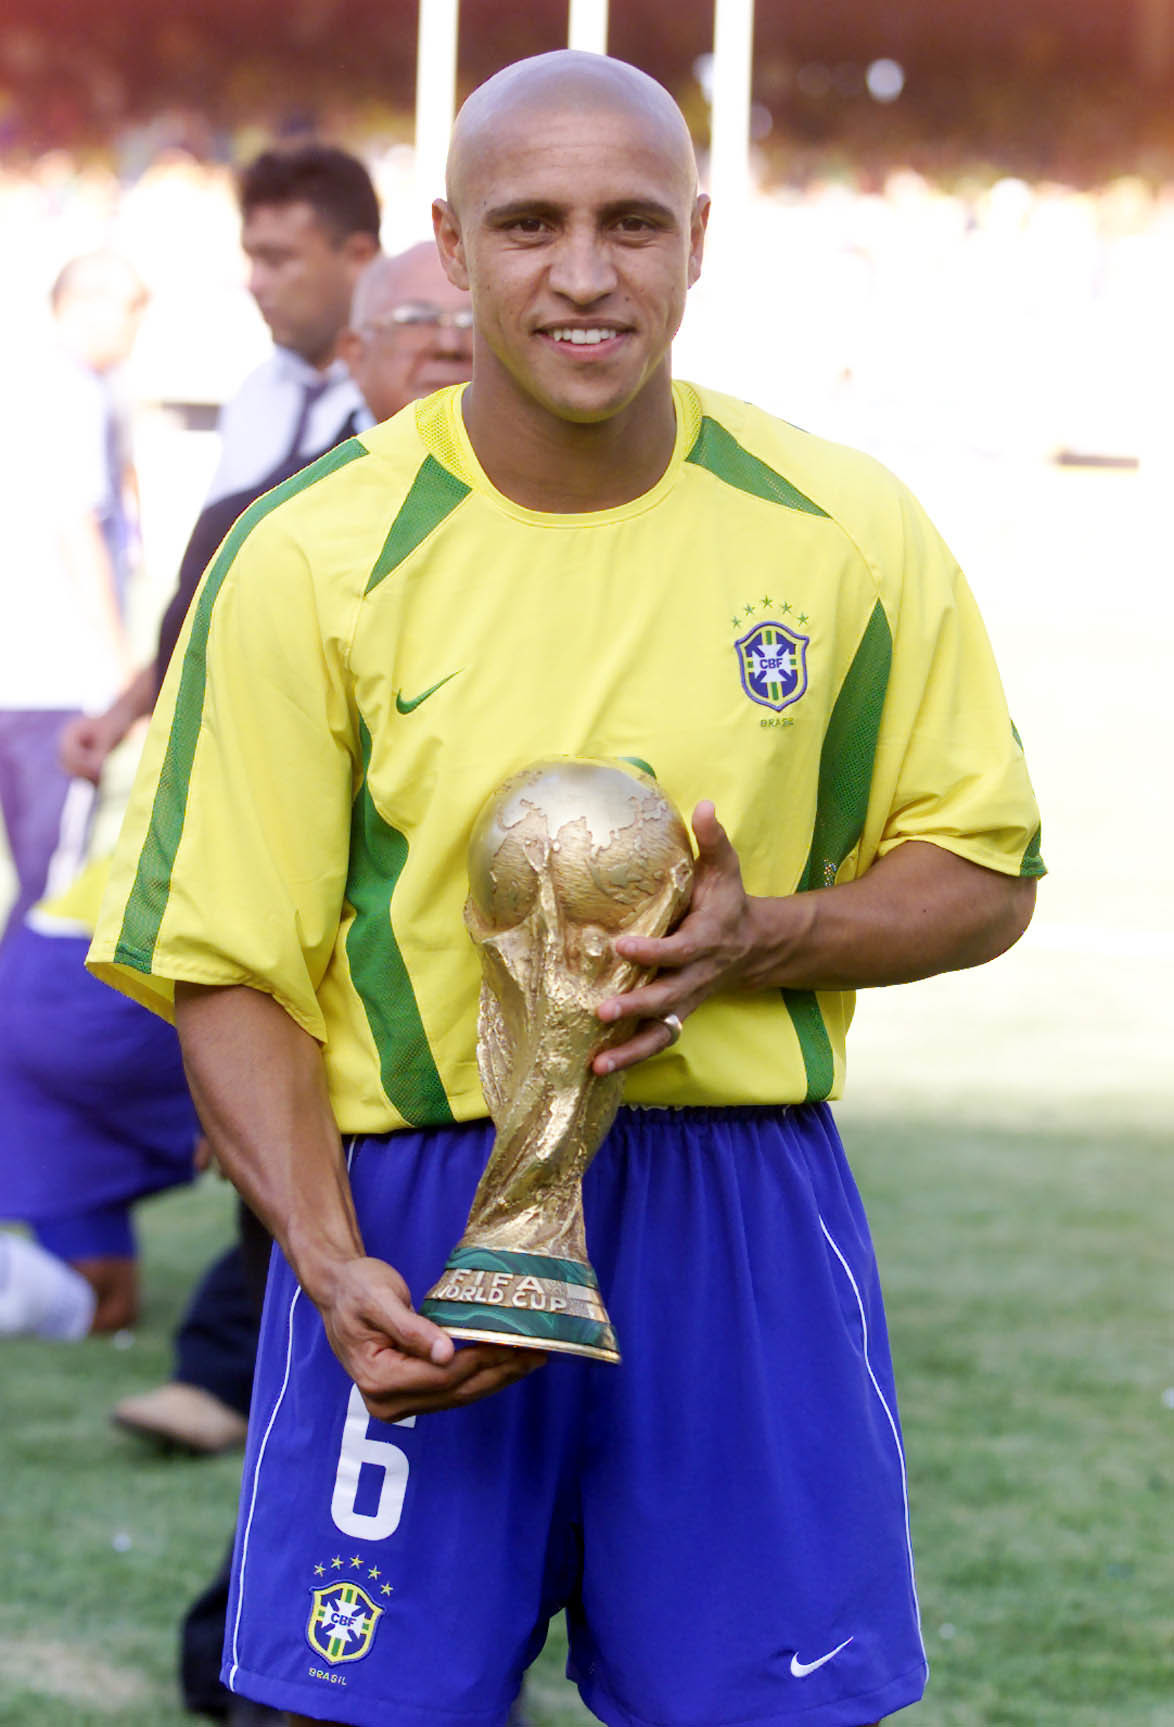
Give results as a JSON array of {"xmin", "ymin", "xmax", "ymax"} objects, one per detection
[
  {"xmin": 0, "ymin": 922, "xmax": 198, "ymax": 1336},
  {"xmin": 222, "ymin": 1104, "xmax": 927, "ymax": 1727}
]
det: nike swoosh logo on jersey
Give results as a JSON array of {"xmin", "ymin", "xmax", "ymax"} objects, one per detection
[
  {"xmin": 789, "ymin": 1637, "xmax": 853, "ymax": 1678},
  {"xmin": 395, "ymin": 671, "xmax": 462, "ymax": 713}
]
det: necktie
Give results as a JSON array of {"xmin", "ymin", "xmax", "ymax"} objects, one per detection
[{"xmin": 282, "ymin": 376, "xmax": 329, "ymax": 467}]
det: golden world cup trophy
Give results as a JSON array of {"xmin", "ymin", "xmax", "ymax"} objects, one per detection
[{"xmin": 419, "ymin": 759, "xmax": 694, "ymax": 1363}]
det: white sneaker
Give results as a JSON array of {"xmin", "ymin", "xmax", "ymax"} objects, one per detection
[{"xmin": 0, "ymin": 1233, "xmax": 97, "ymax": 1340}]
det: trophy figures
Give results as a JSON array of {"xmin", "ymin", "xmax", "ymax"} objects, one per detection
[{"xmin": 419, "ymin": 759, "xmax": 694, "ymax": 1362}]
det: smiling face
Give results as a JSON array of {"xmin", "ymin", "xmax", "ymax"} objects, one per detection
[{"xmin": 435, "ymin": 61, "xmax": 707, "ymax": 437}]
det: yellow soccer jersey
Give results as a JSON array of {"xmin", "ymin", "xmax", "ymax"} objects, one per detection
[{"xmin": 89, "ymin": 382, "xmax": 1043, "ymax": 1131}]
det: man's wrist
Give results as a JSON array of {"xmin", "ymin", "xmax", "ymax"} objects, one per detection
[
  {"xmin": 739, "ymin": 890, "xmax": 819, "ymax": 991},
  {"xmin": 284, "ymin": 1226, "xmax": 366, "ymax": 1311}
]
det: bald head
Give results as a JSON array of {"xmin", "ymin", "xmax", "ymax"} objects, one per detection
[
  {"xmin": 340, "ymin": 242, "xmax": 472, "ymax": 423},
  {"xmin": 51, "ymin": 249, "xmax": 144, "ymax": 314},
  {"xmin": 351, "ymin": 243, "xmax": 455, "ymax": 326},
  {"xmin": 51, "ymin": 249, "xmax": 147, "ymax": 373},
  {"xmin": 447, "ymin": 52, "xmax": 698, "ymax": 216}
]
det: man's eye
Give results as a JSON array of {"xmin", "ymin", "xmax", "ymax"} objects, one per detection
[{"xmin": 616, "ymin": 217, "xmax": 654, "ymax": 235}]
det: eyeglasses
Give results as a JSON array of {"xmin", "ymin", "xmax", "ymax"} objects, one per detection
[{"xmin": 361, "ymin": 302, "xmax": 474, "ymax": 335}]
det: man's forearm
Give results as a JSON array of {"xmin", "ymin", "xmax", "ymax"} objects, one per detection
[
  {"xmin": 741, "ymin": 840, "xmax": 1037, "ymax": 993},
  {"xmin": 105, "ymin": 662, "xmax": 157, "ymax": 735},
  {"xmin": 173, "ymin": 981, "xmax": 544, "ymax": 1419},
  {"xmin": 599, "ymin": 828, "xmax": 1038, "ymax": 1071},
  {"xmin": 174, "ymin": 982, "xmax": 363, "ymax": 1306}
]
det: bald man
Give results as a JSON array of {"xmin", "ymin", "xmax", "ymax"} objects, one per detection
[
  {"xmin": 340, "ymin": 243, "xmax": 473, "ymax": 426},
  {"xmin": 91, "ymin": 52, "xmax": 1043, "ymax": 1727}
]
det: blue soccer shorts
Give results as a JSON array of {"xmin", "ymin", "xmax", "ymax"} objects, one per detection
[{"xmin": 223, "ymin": 1105, "xmax": 928, "ymax": 1727}]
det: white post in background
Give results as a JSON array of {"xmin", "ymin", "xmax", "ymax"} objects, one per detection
[
  {"xmin": 415, "ymin": 0, "xmax": 460, "ymax": 216},
  {"xmin": 567, "ymin": 0, "xmax": 609, "ymax": 55},
  {"xmin": 708, "ymin": 0, "xmax": 755, "ymax": 223}
]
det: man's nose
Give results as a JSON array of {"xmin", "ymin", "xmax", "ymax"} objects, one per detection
[
  {"xmin": 434, "ymin": 316, "xmax": 471, "ymax": 355},
  {"xmin": 547, "ymin": 230, "xmax": 618, "ymax": 303}
]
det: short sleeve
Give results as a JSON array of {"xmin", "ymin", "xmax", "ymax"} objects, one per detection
[
  {"xmin": 865, "ymin": 488, "xmax": 1044, "ymax": 880},
  {"xmin": 88, "ymin": 509, "xmax": 358, "ymax": 1036}
]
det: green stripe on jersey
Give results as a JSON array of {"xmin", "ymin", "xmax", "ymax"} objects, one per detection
[
  {"xmin": 685, "ymin": 417, "xmax": 829, "ymax": 516},
  {"xmin": 113, "ymin": 439, "xmax": 369, "ymax": 969},
  {"xmin": 365, "ymin": 455, "xmax": 470, "ymax": 594},
  {"xmin": 344, "ymin": 715, "xmax": 453, "ymax": 1126},
  {"xmin": 783, "ymin": 599, "xmax": 894, "ymax": 1099},
  {"xmin": 1020, "ymin": 826, "xmax": 1045, "ymax": 878}
]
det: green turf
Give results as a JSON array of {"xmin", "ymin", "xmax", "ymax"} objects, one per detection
[{"xmin": 3, "ymin": 1107, "xmax": 1171, "ymax": 1726}]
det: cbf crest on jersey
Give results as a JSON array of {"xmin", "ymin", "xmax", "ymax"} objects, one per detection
[
  {"xmin": 736, "ymin": 619, "xmax": 809, "ymax": 712},
  {"xmin": 307, "ymin": 1579, "xmax": 383, "ymax": 1664}
]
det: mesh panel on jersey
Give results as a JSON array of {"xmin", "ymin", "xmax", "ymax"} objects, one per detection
[
  {"xmin": 365, "ymin": 455, "xmax": 470, "ymax": 595},
  {"xmin": 343, "ymin": 714, "xmax": 454, "ymax": 1126},
  {"xmin": 684, "ymin": 417, "xmax": 829, "ymax": 516},
  {"xmin": 113, "ymin": 440, "xmax": 370, "ymax": 970},
  {"xmin": 782, "ymin": 599, "xmax": 893, "ymax": 1101},
  {"xmin": 1020, "ymin": 826, "xmax": 1045, "ymax": 878},
  {"xmin": 799, "ymin": 600, "xmax": 893, "ymax": 894},
  {"xmin": 414, "ymin": 387, "xmax": 470, "ymax": 479},
  {"xmin": 1009, "ymin": 722, "xmax": 1047, "ymax": 877}
]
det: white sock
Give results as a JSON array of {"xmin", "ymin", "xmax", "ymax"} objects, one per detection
[{"xmin": 0, "ymin": 1233, "xmax": 97, "ymax": 1340}]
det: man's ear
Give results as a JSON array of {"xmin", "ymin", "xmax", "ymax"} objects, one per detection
[
  {"xmin": 342, "ymin": 231, "xmax": 381, "ymax": 272},
  {"xmin": 687, "ymin": 194, "xmax": 710, "ymax": 288},
  {"xmin": 433, "ymin": 199, "xmax": 469, "ymax": 290},
  {"xmin": 336, "ymin": 326, "xmax": 362, "ymax": 382}
]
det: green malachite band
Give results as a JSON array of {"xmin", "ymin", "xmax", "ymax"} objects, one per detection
[
  {"xmin": 421, "ymin": 1303, "xmax": 618, "ymax": 1352},
  {"xmin": 365, "ymin": 454, "xmax": 470, "ymax": 594},
  {"xmin": 685, "ymin": 416, "xmax": 829, "ymax": 516},
  {"xmin": 344, "ymin": 714, "xmax": 453, "ymax": 1126},
  {"xmin": 785, "ymin": 599, "xmax": 894, "ymax": 1101},
  {"xmin": 444, "ymin": 1245, "xmax": 600, "ymax": 1289},
  {"xmin": 113, "ymin": 439, "xmax": 369, "ymax": 971}
]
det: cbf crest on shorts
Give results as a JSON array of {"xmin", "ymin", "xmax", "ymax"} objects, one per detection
[
  {"xmin": 736, "ymin": 620, "xmax": 809, "ymax": 712},
  {"xmin": 307, "ymin": 1579, "xmax": 383, "ymax": 1664}
]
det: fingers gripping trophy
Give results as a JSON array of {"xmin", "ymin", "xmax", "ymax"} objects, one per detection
[{"xmin": 420, "ymin": 760, "xmax": 694, "ymax": 1362}]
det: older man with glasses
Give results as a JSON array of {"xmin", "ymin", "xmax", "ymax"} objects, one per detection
[{"xmin": 339, "ymin": 243, "xmax": 473, "ymax": 428}]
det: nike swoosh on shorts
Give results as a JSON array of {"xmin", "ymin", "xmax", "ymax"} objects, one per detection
[{"xmin": 790, "ymin": 1636, "xmax": 853, "ymax": 1678}]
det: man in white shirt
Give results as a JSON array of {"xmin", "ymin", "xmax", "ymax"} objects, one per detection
[
  {"xmin": 0, "ymin": 251, "xmax": 146, "ymax": 949},
  {"xmin": 61, "ymin": 142, "xmax": 382, "ymax": 783}
]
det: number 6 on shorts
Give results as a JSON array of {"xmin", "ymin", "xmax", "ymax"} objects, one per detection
[{"xmin": 330, "ymin": 1383, "xmax": 415, "ymax": 1539}]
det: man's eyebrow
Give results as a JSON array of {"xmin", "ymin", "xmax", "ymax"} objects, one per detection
[{"xmin": 482, "ymin": 197, "xmax": 680, "ymax": 226}]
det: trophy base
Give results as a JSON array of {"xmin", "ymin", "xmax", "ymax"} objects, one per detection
[{"xmin": 419, "ymin": 1245, "xmax": 620, "ymax": 1364}]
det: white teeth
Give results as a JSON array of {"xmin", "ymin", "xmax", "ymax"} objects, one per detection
[{"xmin": 549, "ymin": 327, "xmax": 619, "ymax": 345}]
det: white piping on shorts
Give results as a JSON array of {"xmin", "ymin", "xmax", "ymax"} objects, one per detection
[
  {"xmin": 227, "ymin": 1137, "xmax": 358, "ymax": 1691},
  {"xmin": 818, "ymin": 1213, "xmax": 928, "ymax": 1677}
]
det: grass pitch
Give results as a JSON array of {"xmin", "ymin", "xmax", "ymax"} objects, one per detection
[{"xmin": 2, "ymin": 1092, "xmax": 1170, "ymax": 1727}]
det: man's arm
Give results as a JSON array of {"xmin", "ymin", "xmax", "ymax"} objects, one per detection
[
  {"xmin": 174, "ymin": 981, "xmax": 545, "ymax": 1419},
  {"xmin": 60, "ymin": 662, "xmax": 156, "ymax": 782},
  {"xmin": 595, "ymin": 804, "xmax": 1036, "ymax": 1073}
]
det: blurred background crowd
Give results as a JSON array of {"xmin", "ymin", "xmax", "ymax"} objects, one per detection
[{"xmin": 3, "ymin": 0, "xmax": 1174, "ymax": 444}]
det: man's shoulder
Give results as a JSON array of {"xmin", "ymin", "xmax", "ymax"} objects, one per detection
[
  {"xmin": 686, "ymin": 384, "xmax": 911, "ymax": 530},
  {"xmin": 216, "ymin": 405, "xmax": 435, "ymax": 577}
]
